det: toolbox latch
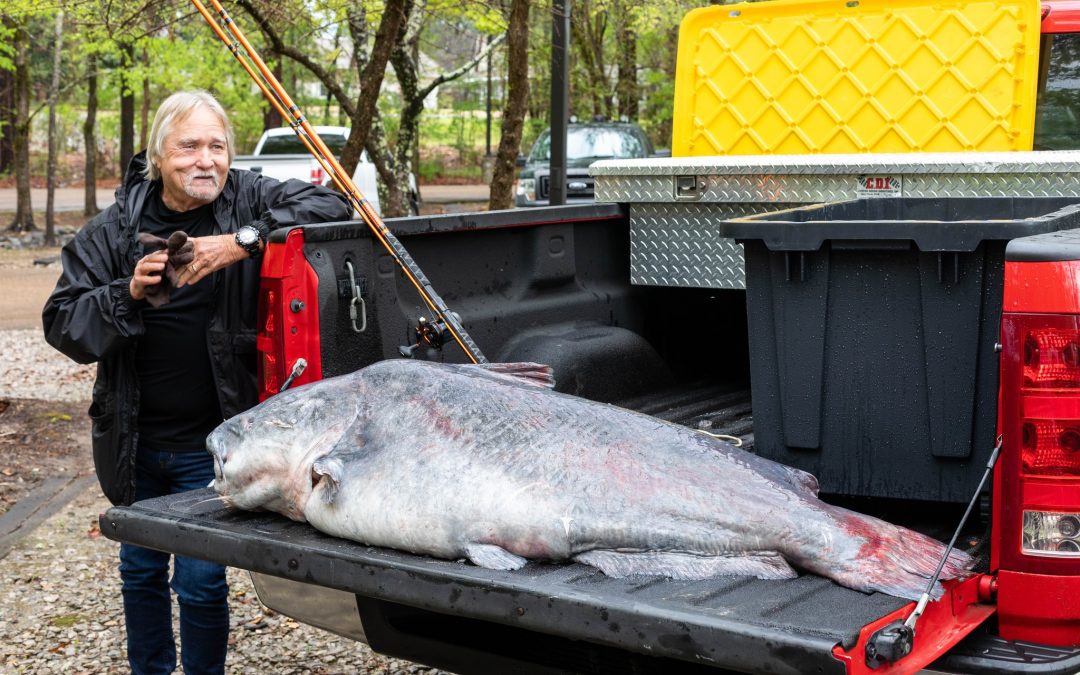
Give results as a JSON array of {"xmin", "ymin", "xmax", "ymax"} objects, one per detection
[{"xmin": 674, "ymin": 175, "xmax": 706, "ymax": 201}]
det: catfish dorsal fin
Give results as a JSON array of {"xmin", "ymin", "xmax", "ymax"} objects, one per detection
[{"xmin": 470, "ymin": 362, "xmax": 556, "ymax": 389}]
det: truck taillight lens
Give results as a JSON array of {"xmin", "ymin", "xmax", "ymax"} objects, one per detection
[
  {"xmin": 998, "ymin": 313, "xmax": 1080, "ymax": 574},
  {"xmin": 1022, "ymin": 419, "xmax": 1080, "ymax": 475},
  {"xmin": 258, "ymin": 284, "xmax": 283, "ymax": 395},
  {"xmin": 1023, "ymin": 510, "xmax": 1080, "ymax": 556},
  {"xmin": 310, "ymin": 166, "xmax": 326, "ymax": 185},
  {"xmin": 1023, "ymin": 328, "xmax": 1080, "ymax": 388}
]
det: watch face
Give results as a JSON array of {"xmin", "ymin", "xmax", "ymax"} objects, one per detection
[{"xmin": 238, "ymin": 227, "xmax": 259, "ymax": 245}]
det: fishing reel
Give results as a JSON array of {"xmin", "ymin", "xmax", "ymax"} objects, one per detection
[{"xmin": 399, "ymin": 315, "xmax": 453, "ymax": 358}]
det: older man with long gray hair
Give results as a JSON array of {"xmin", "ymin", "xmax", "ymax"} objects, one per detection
[{"xmin": 43, "ymin": 90, "xmax": 350, "ymax": 674}]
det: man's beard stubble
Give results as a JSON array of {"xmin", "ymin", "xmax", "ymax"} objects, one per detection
[{"xmin": 183, "ymin": 171, "xmax": 223, "ymax": 201}]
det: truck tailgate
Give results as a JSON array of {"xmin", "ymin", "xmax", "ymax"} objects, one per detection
[{"xmin": 103, "ymin": 490, "xmax": 912, "ymax": 675}]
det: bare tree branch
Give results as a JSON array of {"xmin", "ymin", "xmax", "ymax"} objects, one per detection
[
  {"xmin": 417, "ymin": 31, "xmax": 506, "ymax": 102},
  {"xmin": 234, "ymin": 0, "xmax": 357, "ymax": 119}
]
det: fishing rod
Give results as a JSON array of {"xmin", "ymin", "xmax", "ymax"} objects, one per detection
[{"xmin": 189, "ymin": 0, "xmax": 488, "ymax": 365}]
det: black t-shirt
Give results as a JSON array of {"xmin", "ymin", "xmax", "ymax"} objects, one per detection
[{"xmin": 135, "ymin": 187, "xmax": 223, "ymax": 451}]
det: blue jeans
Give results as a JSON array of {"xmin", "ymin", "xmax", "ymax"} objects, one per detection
[{"xmin": 119, "ymin": 448, "xmax": 229, "ymax": 675}]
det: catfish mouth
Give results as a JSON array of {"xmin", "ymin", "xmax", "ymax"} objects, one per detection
[{"xmin": 205, "ymin": 433, "xmax": 227, "ymax": 488}]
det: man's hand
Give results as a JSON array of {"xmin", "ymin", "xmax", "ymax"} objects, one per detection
[
  {"xmin": 174, "ymin": 234, "xmax": 249, "ymax": 287},
  {"xmin": 130, "ymin": 251, "xmax": 169, "ymax": 301}
]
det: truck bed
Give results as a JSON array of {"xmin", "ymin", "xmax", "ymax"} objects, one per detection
[{"xmin": 101, "ymin": 381, "xmax": 1080, "ymax": 674}]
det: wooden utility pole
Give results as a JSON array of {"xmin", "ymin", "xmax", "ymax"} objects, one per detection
[{"xmin": 549, "ymin": 0, "xmax": 570, "ymax": 206}]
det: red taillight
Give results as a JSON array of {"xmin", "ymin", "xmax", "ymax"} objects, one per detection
[
  {"xmin": 996, "ymin": 257, "xmax": 1080, "ymax": 646},
  {"xmin": 310, "ymin": 166, "xmax": 326, "ymax": 185},
  {"xmin": 1023, "ymin": 328, "xmax": 1080, "ymax": 389},
  {"xmin": 1023, "ymin": 419, "xmax": 1080, "ymax": 476},
  {"xmin": 1015, "ymin": 321, "xmax": 1080, "ymax": 477},
  {"xmin": 999, "ymin": 314, "xmax": 1080, "ymax": 570},
  {"xmin": 257, "ymin": 284, "xmax": 283, "ymax": 396}
]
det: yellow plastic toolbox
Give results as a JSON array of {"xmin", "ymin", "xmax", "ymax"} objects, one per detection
[{"xmin": 672, "ymin": 0, "xmax": 1041, "ymax": 156}]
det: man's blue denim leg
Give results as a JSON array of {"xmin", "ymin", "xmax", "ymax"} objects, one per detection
[
  {"xmin": 169, "ymin": 451, "xmax": 229, "ymax": 675},
  {"xmin": 119, "ymin": 448, "xmax": 229, "ymax": 675},
  {"xmin": 120, "ymin": 450, "xmax": 177, "ymax": 675}
]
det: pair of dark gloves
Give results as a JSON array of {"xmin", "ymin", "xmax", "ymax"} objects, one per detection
[{"xmin": 136, "ymin": 230, "xmax": 195, "ymax": 307}]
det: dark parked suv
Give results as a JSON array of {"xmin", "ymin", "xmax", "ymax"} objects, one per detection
[{"xmin": 515, "ymin": 122, "xmax": 663, "ymax": 207}]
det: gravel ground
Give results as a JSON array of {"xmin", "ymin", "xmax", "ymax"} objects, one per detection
[
  {"xmin": 0, "ymin": 328, "xmax": 445, "ymax": 674},
  {"xmin": 0, "ymin": 330, "xmax": 96, "ymax": 402}
]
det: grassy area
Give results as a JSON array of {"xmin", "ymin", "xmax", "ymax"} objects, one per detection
[{"xmin": 419, "ymin": 111, "xmax": 496, "ymax": 184}]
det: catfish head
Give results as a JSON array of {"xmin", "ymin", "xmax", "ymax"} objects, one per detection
[{"xmin": 205, "ymin": 375, "xmax": 362, "ymax": 521}]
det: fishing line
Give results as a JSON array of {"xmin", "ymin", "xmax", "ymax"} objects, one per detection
[{"xmin": 696, "ymin": 430, "xmax": 744, "ymax": 446}]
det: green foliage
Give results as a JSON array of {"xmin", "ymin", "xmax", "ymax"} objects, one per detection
[
  {"xmin": 418, "ymin": 157, "xmax": 483, "ymax": 183},
  {"xmin": 4, "ymin": 0, "xmax": 710, "ymax": 184},
  {"xmin": 0, "ymin": 21, "xmax": 13, "ymax": 71},
  {"xmin": 141, "ymin": 31, "xmax": 268, "ymax": 151}
]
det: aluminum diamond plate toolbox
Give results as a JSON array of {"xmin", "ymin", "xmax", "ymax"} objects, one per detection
[{"xmin": 593, "ymin": 151, "xmax": 1080, "ymax": 288}]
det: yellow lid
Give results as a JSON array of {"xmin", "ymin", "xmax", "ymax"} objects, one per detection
[{"xmin": 672, "ymin": 0, "xmax": 1041, "ymax": 156}]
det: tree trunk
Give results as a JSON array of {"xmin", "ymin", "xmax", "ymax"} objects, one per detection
[
  {"xmin": 263, "ymin": 52, "xmax": 283, "ymax": 131},
  {"xmin": 9, "ymin": 20, "xmax": 34, "ymax": 232},
  {"xmin": 389, "ymin": 1, "xmax": 500, "ymax": 216},
  {"xmin": 615, "ymin": 3, "xmax": 638, "ymax": 121},
  {"xmin": 571, "ymin": 2, "xmax": 611, "ymax": 119},
  {"xmin": 84, "ymin": 53, "xmax": 99, "ymax": 217},
  {"xmin": 339, "ymin": 0, "xmax": 408, "ymax": 179},
  {"xmin": 139, "ymin": 53, "xmax": 150, "ymax": 151},
  {"xmin": 118, "ymin": 42, "xmax": 136, "ymax": 177},
  {"xmin": 488, "ymin": 0, "xmax": 530, "ymax": 210},
  {"xmin": 386, "ymin": 2, "xmax": 426, "ymax": 217},
  {"xmin": 45, "ymin": 10, "xmax": 63, "ymax": 246},
  {"xmin": 0, "ymin": 21, "xmax": 14, "ymax": 176},
  {"xmin": 656, "ymin": 22, "xmax": 680, "ymax": 147}
]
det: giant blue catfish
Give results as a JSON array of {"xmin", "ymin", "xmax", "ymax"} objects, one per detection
[{"xmin": 206, "ymin": 360, "xmax": 972, "ymax": 600}]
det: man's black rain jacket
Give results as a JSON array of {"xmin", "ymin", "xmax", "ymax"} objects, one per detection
[{"xmin": 42, "ymin": 152, "xmax": 351, "ymax": 505}]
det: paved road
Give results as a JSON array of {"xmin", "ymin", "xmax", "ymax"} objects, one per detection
[{"xmin": 0, "ymin": 184, "xmax": 490, "ymax": 212}]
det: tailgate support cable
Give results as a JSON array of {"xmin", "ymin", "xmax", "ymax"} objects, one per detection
[
  {"xmin": 867, "ymin": 435, "xmax": 1001, "ymax": 669},
  {"xmin": 905, "ymin": 435, "xmax": 1003, "ymax": 631},
  {"xmin": 189, "ymin": 0, "xmax": 488, "ymax": 365}
]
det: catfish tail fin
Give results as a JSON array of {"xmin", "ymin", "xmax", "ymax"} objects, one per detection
[{"xmin": 806, "ymin": 509, "xmax": 974, "ymax": 601}]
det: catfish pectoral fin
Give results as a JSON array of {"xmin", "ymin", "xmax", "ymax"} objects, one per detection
[
  {"xmin": 465, "ymin": 544, "xmax": 528, "ymax": 571},
  {"xmin": 311, "ymin": 456, "xmax": 345, "ymax": 504},
  {"xmin": 574, "ymin": 550, "xmax": 798, "ymax": 581}
]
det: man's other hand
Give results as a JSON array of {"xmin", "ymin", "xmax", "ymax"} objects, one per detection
[{"xmin": 130, "ymin": 251, "xmax": 169, "ymax": 301}]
